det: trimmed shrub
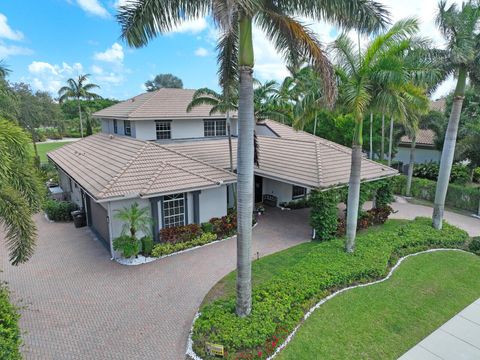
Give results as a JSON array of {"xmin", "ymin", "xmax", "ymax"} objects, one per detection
[
  {"xmin": 469, "ymin": 237, "xmax": 480, "ymax": 255},
  {"xmin": 152, "ymin": 232, "xmax": 217, "ymax": 257},
  {"xmin": 413, "ymin": 162, "xmax": 470, "ymax": 184},
  {"xmin": 201, "ymin": 222, "xmax": 214, "ymax": 234},
  {"xmin": 113, "ymin": 235, "xmax": 140, "ymax": 258},
  {"xmin": 0, "ymin": 283, "xmax": 21, "ymax": 360},
  {"xmin": 283, "ymin": 197, "xmax": 310, "ymax": 209},
  {"xmin": 392, "ymin": 175, "xmax": 480, "ymax": 212},
  {"xmin": 159, "ymin": 224, "xmax": 202, "ymax": 244},
  {"xmin": 310, "ymin": 189, "xmax": 339, "ymax": 241},
  {"xmin": 44, "ymin": 199, "xmax": 77, "ymax": 221},
  {"xmin": 141, "ymin": 236, "xmax": 154, "ymax": 256},
  {"xmin": 192, "ymin": 218, "xmax": 469, "ymax": 359},
  {"xmin": 209, "ymin": 213, "xmax": 237, "ymax": 238},
  {"xmin": 473, "ymin": 167, "xmax": 480, "ymax": 184}
]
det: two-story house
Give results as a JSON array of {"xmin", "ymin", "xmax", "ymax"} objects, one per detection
[{"xmin": 48, "ymin": 88, "xmax": 396, "ymax": 258}]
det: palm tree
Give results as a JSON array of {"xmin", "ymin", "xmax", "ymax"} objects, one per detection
[
  {"xmin": 432, "ymin": 1, "xmax": 480, "ymax": 229},
  {"xmin": 118, "ymin": 0, "xmax": 388, "ymax": 317},
  {"xmin": 332, "ymin": 18, "xmax": 429, "ymax": 252},
  {"xmin": 115, "ymin": 202, "xmax": 152, "ymax": 239},
  {"xmin": 0, "ymin": 60, "xmax": 10, "ymax": 78},
  {"xmin": 0, "ymin": 119, "xmax": 43, "ymax": 265},
  {"xmin": 58, "ymin": 74, "xmax": 100, "ymax": 138}
]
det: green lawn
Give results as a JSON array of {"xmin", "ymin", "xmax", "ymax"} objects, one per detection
[
  {"xmin": 32, "ymin": 142, "xmax": 72, "ymax": 163},
  {"xmin": 278, "ymin": 250, "xmax": 480, "ymax": 360}
]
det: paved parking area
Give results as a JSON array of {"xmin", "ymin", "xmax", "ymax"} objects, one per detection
[
  {"xmin": 399, "ymin": 299, "xmax": 480, "ymax": 360},
  {"xmin": 0, "ymin": 208, "xmax": 310, "ymax": 360}
]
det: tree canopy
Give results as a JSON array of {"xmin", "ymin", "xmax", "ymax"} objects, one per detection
[{"xmin": 145, "ymin": 73, "xmax": 183, "ymax": 91}]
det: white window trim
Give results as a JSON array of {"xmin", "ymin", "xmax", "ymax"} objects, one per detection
[
  {"xmin": 155, "ymin": 120, "xmax": 171, "ymax": 140},
  {"xmin": 113, "ymin": 119, "xmax": 118, "ymax": 134},
  {"xmin": 292, "ymin": 185, "xmax": 307, "ymax": 200},
  {"xmin": 124, "ymin": 120, "xmax": 131, "ymax": 136},
  {"xmin": 163, "ymin": 193, "xmax": 186, "ymax": 228},
  {"xmin": 204, "ymin": 119, "xmax": 227, "ymax": 137}
]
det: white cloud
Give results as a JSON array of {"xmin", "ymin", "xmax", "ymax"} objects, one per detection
[
  {"xmin": 0, "ymin": 14, "xmax": 23, "ymax": 41},
  {"xmin": 194, "ymin": 47, "xmax": 209, "ymax": 57},
  {"xmin": 27, "ymin": 61, "xmax": 84, "ymax": 93},
  {"xmin": 0, "ymin": 43, "xmax": 32, "ymax": 58},
  {"xmin": 96, "ymin": 72, "xmax": 124, "ymax": 84},
  {"xmin": 168, "ymin": 18, "xmax": 208, "ymax": 34},
  {"xmin": 76, "ymin": 0, "xmax": 109, "ymax": 18},
  {"xmin": 91, "ymin": 64, "xmax": 103, "ymax": 74},
  {"xmin": 114, "ymin": 0, "xmax": 133, "ymax": 8},
  {"xmin": 94, "ymin": 42, "xmax": 124, "ymax": 63}
]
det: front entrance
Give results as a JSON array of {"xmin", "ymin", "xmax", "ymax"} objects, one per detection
[{"xmin": 254, "ymin": 175, "xmax": 263, "ymax": 203}]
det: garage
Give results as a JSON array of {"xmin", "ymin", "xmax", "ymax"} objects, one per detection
[{"xmin": 86, "ymin": 196, "xmax": 110, "ymax": 251}]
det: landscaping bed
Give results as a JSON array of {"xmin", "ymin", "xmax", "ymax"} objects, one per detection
[
  {"xmin": 191, "ymin": 218, "xmax": 470, "ymax": 359},
  {"xmin": 0, "ymin": 283, "xmax": 22, "ymax": 360}
]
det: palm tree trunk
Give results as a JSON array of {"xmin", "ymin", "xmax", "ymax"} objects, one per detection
[
  {"xmin": 31, "ymin": 130, "xmax": 40, "ymax": 168},
  {"xmin": 236, "ymin": 16, "xmax": 254, "ymax": 318},
  {"xmin": 346, "ymin": 117, "xmax": 363, "ymax": 253},
  {"xmin": 78, "ymin": 99, "xmax": 84, "ymax": 138},
  {"xmin": 381, "ymin": 114, "xmax": 385, "ymax": 161},
  {"xmin": 433, "ymin": 67, "xmax": 467, "ymax": 229},
  {"xmin": 227, "ymin": 111, "xmax": 237, "ymax": 207},
  {"xmin": 369, "ymin": 112, "xmax": 373, "ymax": 159},
  {"xmin": 388, "ymin": 116, "xmax": 394, "ymax": 167},
  {"xmin": 406, "ymin": 133, "xmax": 416, "ymax": 197},
  {"xmin": 313, "ymin": 112, "xmax": 317, "ymax": 136}
]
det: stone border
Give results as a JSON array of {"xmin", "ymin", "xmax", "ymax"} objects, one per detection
[{"xmin": 186, "ymin": 248, "xmax": 474, "ymax": 360}]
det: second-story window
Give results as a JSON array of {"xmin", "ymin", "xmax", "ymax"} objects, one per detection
[
  {"xmin": 113, "ymin": 119, "xmax": 118, "ymax": 134},
  {"xmin": 156, "ymin": 120, "xmax": 171, "ymax": 140},
  {"xmin": 124, "ymin": 120, "xmax": 131, "ymax": 136},
  {"xmin": 204, "ymin": 119, "xmax": 227, "ymax": 137}
]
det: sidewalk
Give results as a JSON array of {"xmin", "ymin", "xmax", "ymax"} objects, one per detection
[{"xmin": 399, "ymin": 299, "xmax": 480, "ymax": 359}]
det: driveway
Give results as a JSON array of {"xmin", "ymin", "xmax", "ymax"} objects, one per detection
[{"xmin": 0, "ymin": 208, "xmax": 311, "ymax": 360}]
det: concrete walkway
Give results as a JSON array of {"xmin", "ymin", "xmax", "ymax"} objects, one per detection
[{"xmin": 399, "ymin": 299, "xmax": 480, "ymax": 360}]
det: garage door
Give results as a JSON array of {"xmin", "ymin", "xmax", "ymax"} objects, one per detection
[{"xmin": 87, "ymin": 196, "xmax": 110, "ymax": 250}]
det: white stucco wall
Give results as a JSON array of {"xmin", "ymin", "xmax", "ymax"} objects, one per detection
[
  {"xmin": 58, "ymin": 169, "xmax": 83, "ymax": 208},
  {"xmin": 262, "ymin": 178, "xmax": 294, "ymax": 205},
  {"xmin": 395, "ymin": 146, "xmax": 441, "ymax": 165},
  {"xmin": 134, "ymin": 121, "xmax": 156, "ymax": 140},
  {"xmin": 171, "ymin": 119, "xmax": 204, "ymax": 139},
  {"xmin": 198, "ymin": 186, "xmax": 228, "ymax": 223},
  {"xmin": 108, "ymin": 198, "xmax": 151, "ymax": 240}
]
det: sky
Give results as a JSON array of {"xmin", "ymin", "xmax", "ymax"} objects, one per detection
[{"xmin": 0, "ymin": 0, "xmax": 462, "ymax": 101}]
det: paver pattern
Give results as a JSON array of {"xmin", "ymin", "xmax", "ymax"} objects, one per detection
[{"xmin": 0, "ymin": 208, "xmax": 310, "ymax": 360}]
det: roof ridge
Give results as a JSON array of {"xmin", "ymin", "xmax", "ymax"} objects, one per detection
[
  {"xmin": 140, "ymin": 161, "xmax": 168, "ymax": 195},
  {"xmin": 128, "ymin": 91, "xmax": 158, "ymax": 118},
  {"xmin": 97, "ymin": 141, "xmax": 150, "ymax": 198}
]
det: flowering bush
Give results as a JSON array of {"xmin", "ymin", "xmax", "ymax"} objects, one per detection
[
  {"xmin": 209, "ymin": 213, "xmax": 237, "ymax": 238},
  {"xmin": 159, "ymin": 224, "xmax": 202, "ymax": 243}
]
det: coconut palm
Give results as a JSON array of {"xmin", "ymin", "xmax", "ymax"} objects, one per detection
[
  {"xmin": 115, "ymin": 202, "xmax": 152, "ymax": 239},
  {"xmin": 0, "ymin": 119, "xmax": 43, "ymax": 265},
  {"xmin": 58, "ymin": 74, "xmax": 100, "ymax": 138},
  {"xmin": 332, "ymin": 18, "xmax": 430, "ymax": 252},
  {"xmin": 432, "ymin": 1, "xmax": 480, "ymax": 229},
  {"xmin": 0, "ymin": 60, "xmax": 10, "ymax": 79},
  {"xmin": 118, "ymin": 0, "xmax": 388, "ymax": 317}
]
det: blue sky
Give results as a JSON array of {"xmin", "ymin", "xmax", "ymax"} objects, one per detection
[{"xmin": 1, "ymin": 0, "xmax": 459, "ymax": 100}]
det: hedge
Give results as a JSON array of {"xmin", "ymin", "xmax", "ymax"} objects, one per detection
[
  {"xmin": 44, "ymin": 200, "xmax": 77, "ymax": 221},
  {"xmin": 393, "ymin": 175, "xmax": 480, "ymax": 212},
  {"xmin": 152, "ymin": 232, "xmax": 217, "ymax": 257},
  {"xmin": 0, "ymin": 284, "xmax": 22, "ymax": 360},
  {"xmin": 192, "ymin": 218, "xmax": 469, "ymax": 359}
]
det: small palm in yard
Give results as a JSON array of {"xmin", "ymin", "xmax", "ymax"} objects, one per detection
[
  {"xmin": 118, "ymin": 0, "xmax": 388, "ymax": 317},
  {"xmin": 58, "ymin": 74, "xmax": 100, "ymax": 138},
  {"xmin": 432, "ymin": 0, "xmax": 480, "ymax": 229},
  {"xmin": 115, "ymin": 202, "xmax": 151, "ymax": 239},
  {"xmin": 0, "ymin": 119, "xmax": 43, "ymax": 265}
]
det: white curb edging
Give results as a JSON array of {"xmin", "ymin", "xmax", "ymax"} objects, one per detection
[{"xmin": 186, "ymin": 248, "xmax": 473, "ymax": 360}]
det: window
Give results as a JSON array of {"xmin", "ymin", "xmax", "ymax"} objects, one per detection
[
  {"xmin": 156, "ymin": 120, "xmax": 171, "ymax": 140},
  {"xmin": 204, "ymin": 119, "xmax": 227, "ymax": 137},
  {"xmin": 113, "ymin": 119, "xmax": 118, "ymax": 134},
  {"xmin": 292, "ymin": 185, "xmax": 307, "ymax": 199},
  {"xmin": 163, "ymin": 193, "xmax": 185, "ymax": 228},
  {"xmin": 124, "ymin": 120, "xmax": 131, "ymax": 136}
]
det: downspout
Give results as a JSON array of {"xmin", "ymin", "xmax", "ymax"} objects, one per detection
[{"xmin": 107, "ymin": 202, "xmax": 114, "ymax": 260}]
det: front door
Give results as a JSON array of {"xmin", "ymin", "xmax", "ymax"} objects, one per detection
[{"xmin": 254, "ymin": 176, "xmax": 263, "ymax": 203}]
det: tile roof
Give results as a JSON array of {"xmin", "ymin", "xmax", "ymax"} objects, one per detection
[
  {"xmin": 47, "ymin": 134, "xmax": 236, "ymax": 201},
  {"xmin": 430, "ymin": 98, "xmax": 446, "ymax": 112},
  {"xmin": 400, "ymin": 129, "xmax": 436, "ymax": 146},
  {"xmin": 166, "ymin": 121, "xmax": 397, "ymax": 189},
  {"xmin": 92, "ymin": 88, "xmax": 236, "ymax": 120}
]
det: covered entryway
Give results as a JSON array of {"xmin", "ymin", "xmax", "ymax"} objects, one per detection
[{"xmin": 85, "ymin": 196, "xmax": 110, "ymax": 250}]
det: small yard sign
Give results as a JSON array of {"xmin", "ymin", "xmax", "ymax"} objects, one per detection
[{"xmin": 205, "ymin": 342, "xmax": 224, "ymax": 357}]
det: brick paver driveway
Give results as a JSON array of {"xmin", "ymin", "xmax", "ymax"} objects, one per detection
[{"xmin": 0, "ymin": 208, "xmax": 311, "ymax": 360}]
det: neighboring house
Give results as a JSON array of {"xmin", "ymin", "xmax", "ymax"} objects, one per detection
[
  {"xmin": 395, "ymin": 129, "xmax": 442, "ymax": 166},
  {"xmin": 47, "ymin": 88, "xmax": 397, "ymax": 258}
]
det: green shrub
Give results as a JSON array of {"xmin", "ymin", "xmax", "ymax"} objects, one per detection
[
  {"xmin": 113, "ymin": 235, "xmax": 140, "ymax": 258},
  {"xmin": 141, "ymin": 236, "xmax": 154, "ymax": 256},
  {"xmin": 201, "ymin": 222, "xmax": 214, "ymax": 233},
  {"xmin": 450, "ymin": 164, "xmax": 470, "ymax": 185},
  {"xmin": 44, "ymin": 199, "xmax": 77, "ymax": 221},
  {"xmin": 284, "ymin": 197, "xmax": 310, "ymax": 209},
  {"xmin": 392, "ymin": 175, "xmax": 480, "ymax": 212},
  {"xmin": 412, "ymin": 162, "xmax": 470, "ymax": 184},
  {"xmin": 0, "ymin": 283, "xmax": 21, "ymax": 360},
  {"xmin": 193, "ymin": 218, "xmax": 469, "ymax": 359},
  {"xmin": 473, "ymin": 167, "xmax": 480, "ymax": 183},
  {"xmin": 310, "ymin": 189, "xmax": 339, "ymax": 241},
  {"xmin": 469, "ymin": 237, "xmax": 480, "ymax": 255},
  {"xmin": 152, "ymin": 232, "xmax": 217, "ymax": 257}
]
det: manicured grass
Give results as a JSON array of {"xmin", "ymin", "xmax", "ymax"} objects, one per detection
[
  {"xmin": 278, "ymin": 250, "xmax": 480, "ymax": 360},
  {"xmin": 32, "ymin": 142, "xmax": 72, "ymax": 163}
]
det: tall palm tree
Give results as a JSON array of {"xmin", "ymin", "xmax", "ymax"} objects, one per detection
[
  {"xmin": 0, "ymin": 60, "xmax": 10, "ymax": 79},
  {"xmin": 0, "ymin": 119, "xmax": 43, "ymax": 265},
  {"xmin": 58, "ymin": 74, "xmax": 100, "ymax": 138},
  {"xmin": 332, "ymin": 18, "xmax": 429, "ymax": 252},
  {"xmin": 432, "ymin": 0, "xmax": 480, "ymax": 229},
  {"xmin": 118, "ymin": 0, "xmax": 388, "ymax": 317}
]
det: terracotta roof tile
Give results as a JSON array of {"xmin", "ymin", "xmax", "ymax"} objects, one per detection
[{"xmin": 400, "ymin": 129, "xmax": 436, "ymax": 146}]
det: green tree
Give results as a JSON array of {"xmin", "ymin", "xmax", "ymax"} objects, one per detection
[
  {"xmin": 118, "ymin": 0, "xmax": 388, "ymax": 317},
  {"xmin": 58, "ymin": 74, "xmax": 100, "ymax": 138},
  {"xmin": 114, "ymin": 202, "xmax": 152, "ymax": 239},
  {"xmin": 0, "ymin": 119, "xmax": 43, "ymax": 265},
  {"xmin": 145, "ymin": 73, "xmax": 183, "ymax": 91},
  {"xmin": 432, "ymin": 1, "xmax": 480, "ymax": 229},
  {"xmin": 332, "ymin": 19, "xmax": 429, "ymax": 252}
]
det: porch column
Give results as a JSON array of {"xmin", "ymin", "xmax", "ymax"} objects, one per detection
[{"xmin": 192, "ymin": 191, "xmax": 201, "ymax": 224}]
